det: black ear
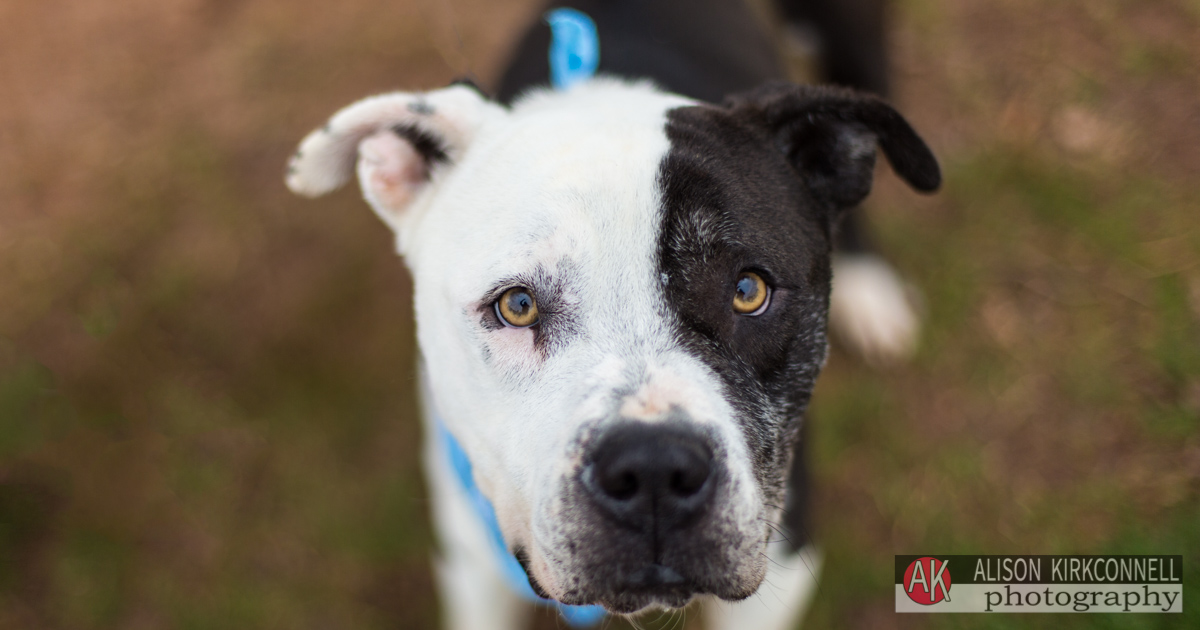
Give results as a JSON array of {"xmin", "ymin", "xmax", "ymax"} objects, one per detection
[{"xmin": 725, "ymin": 82, "xmax": 941, "ymax": 209}]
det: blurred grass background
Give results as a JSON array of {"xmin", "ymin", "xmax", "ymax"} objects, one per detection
[{"xmin": 0, "ymin": 0, "xmax": 1197, "ymax": 628}]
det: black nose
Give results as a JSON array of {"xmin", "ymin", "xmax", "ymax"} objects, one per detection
[{"xmin": 584, "ymin": 422, "xmax": 715, "ymax": 531}]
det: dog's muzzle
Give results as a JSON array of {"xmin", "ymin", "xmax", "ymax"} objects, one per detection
[{"xmin": 567, "ymin": 419, "xmax": 733, "ymax": 610}]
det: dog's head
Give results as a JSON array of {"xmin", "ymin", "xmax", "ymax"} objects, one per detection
[{"xmin": 287, "ymin": 78, "xmax": 938, "ymax": 613}]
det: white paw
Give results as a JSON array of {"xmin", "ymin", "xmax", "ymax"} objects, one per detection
[{"xmin": 830, "ymin": 254, "xmax": 921, "ymax": 365}]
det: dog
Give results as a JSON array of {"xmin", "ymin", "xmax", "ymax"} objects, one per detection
[{"xmin": 284, "ymin": 0, "xmax": 939, "ymax": 628}]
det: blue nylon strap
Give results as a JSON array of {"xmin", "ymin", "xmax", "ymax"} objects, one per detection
[
  {"xmin": 436, "ymin": 419, "xmax": 607, "ymax": 627},
  {"xmin": 546, "ymin": 8, "xmax": 600, "ymax": 90}
]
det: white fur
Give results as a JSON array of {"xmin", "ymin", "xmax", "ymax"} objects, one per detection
[
  {"xmin": 288, "ymin": 79, "xmax": 817, "ymax": 629},
  {"xmin": 830, "ymin": 253, "xmax": 920, "ymax": 365},
  {"xmin": 422, "ymin": 374, "xmax": 530, "ymax": 630}
]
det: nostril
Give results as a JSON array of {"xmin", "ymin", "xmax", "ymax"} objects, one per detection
[
  {"xmin": 669, "ymin": 462, "xmax": 709, "ymax": 497},
  {"xmin": 600, "ymin": 469, "xmax": 640, "ymax": 501}
]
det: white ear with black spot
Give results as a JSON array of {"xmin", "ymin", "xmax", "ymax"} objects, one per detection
[{"xmin": 285, "ymin": 84, "xmax": 505, "ymax": 232}]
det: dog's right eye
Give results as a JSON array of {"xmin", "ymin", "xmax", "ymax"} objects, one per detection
[
  {"xmin": 732, "ymin": 271, "xmax": 770, "ymax": 315},
  {"xmin": 495, "ymin": 287, "xmax": 540, "ymax": 328}
]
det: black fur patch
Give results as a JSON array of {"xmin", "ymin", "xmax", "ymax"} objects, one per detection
[
  {"xmin": 723, "ymin": 82, "xmax": 941, "ymax": 205},
  {"xmin": 406, "ymin": 99, "xmax": 435, "ymax": 116},
  {"xmin": 781, "ymin": 415, "xmax": 812, "ymax": 552},
  {"xmin": 654, "ymin": 84, "xmax": 938, "ymax": 536},
  {"xmin": 391, "ymin": 124, "xmax": 450, "ymax": 167},
  {"xmin": 656, "ymin": 101, "xmax": 830, "ymax": 510}
]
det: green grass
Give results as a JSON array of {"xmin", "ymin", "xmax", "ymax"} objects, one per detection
[{"xmin": 802, "ymin": 139, "xmax": 1199, "ymax": 627}]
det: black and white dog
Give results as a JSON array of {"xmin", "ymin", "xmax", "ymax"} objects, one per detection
[{"xmin": 286, "ymin": 0, "xmax": 938, "ymax": 628}]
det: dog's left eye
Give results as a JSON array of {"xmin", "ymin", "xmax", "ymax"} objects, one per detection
[
  {"xmin": 732, "ymin": 271, "xmax": 770, "ymax": 315},
  {"xmin": 495, "ymin": 287, "xmax": 540, "ymax": 328}
]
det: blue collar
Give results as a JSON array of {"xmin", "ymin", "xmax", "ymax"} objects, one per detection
[
  {"xmin": 435, "ymin": 419, "xmax": 607, "ymax": 627},
  {"xmin": 546, "ymin": 8, "xmax": 600, "ymax": 90}
]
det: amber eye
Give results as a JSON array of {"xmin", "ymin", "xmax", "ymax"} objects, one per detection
[
  {"xmin": 496, "ymin": 287, "xmax": 540, "ymax": 328},
  {"xmin": 732, "ymin": 271, "xmax": 770, "ymax": 315}
]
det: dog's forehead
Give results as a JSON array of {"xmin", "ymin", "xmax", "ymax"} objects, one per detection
[{"xmin": 419, "ymin": 83, "xmax": 695, "ymax": 291}]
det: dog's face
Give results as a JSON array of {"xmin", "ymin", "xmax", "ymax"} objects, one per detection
[{"xmin": 287, "ymin": 79, "xmax": 938, "ymax": 613}]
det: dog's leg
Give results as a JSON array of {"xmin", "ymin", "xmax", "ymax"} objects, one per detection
[
  {"xmin": 703, "ymin": 546, "xmax": 822, "ymax": 630},
  {"xmin": 423, "ymin": 409, "xmax": 530, "ymax": 630},
  {"xmin": 775, "ymin": 0, "xmax": 889, "ymax": 97},
  {"xmin": 829, "ymin": 251, "xmax": 920, "ymax": 365}
]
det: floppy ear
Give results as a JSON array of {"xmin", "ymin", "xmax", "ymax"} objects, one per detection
[
  {"xmin": 286, "ymin": 83, "xmax": 505, "ymax": 232},
  {"xmin": 724, "ymin": 82, "xmax": 940, "ymax": 210}
]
